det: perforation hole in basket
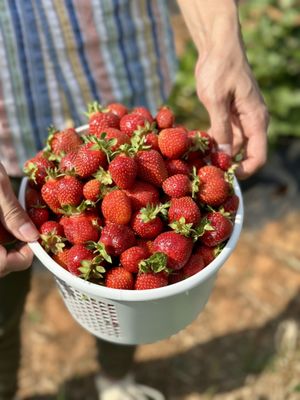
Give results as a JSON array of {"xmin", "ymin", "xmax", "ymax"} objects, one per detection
[{"xmin": 55, "ymin": 278, "xmax": 121, "ymax": 338}]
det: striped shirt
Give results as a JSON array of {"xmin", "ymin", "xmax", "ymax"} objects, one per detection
[{"xmin": 0, "ymin": 0, "xmax": 177, "ymax": 176}]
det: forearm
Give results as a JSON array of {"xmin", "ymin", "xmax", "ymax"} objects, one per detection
[{"xmin": 177, "ymin": 0, "xmax": 241, "ymax": 56}]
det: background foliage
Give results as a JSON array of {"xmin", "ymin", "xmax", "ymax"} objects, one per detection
[{"xmin": 169, "ymin": 0, "xmax": 300, "ymax": 143}]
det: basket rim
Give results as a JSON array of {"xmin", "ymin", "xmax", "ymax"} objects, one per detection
[{"xmin": 18, "ymin": 124, "xmax": 244, "ymax": 302}]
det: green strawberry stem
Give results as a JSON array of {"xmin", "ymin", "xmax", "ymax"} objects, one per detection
[
  {"xmin": 140, "ymin": 202, "xmax": 170, "ymax": 223},
  {"xmin": 169, "ymin": 217, "xmax": 193, "ymax": 237},
  {"xmin": 138, "ymin": 252, "xmax": 169, "ymax": 274}
]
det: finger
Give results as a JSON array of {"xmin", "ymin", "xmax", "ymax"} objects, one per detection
[
  {"xmin": 0, "ymin": 243, "xmax": 34, "ymax": 277},
  {"xmin": 0, "ymin": 164, "xmax": 39, "ymax": 242}
]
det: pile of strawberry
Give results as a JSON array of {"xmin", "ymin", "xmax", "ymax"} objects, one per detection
[{"xmin": 23, "ymin": 102, "xmax": 239, "ymax": 290}]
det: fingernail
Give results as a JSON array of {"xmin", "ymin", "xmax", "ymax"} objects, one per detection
[
  {"xmin": 218, "ymin": 144, "xmax": 232, "ymax": 155},
  {"xmin": 19, "ymin": 222, "xmax": 39, "ymax": 241}
]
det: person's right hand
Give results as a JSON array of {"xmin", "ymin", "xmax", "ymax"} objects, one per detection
[{"xmin": 0, "ymin": 163, "xmax": 39, "ymax": 277}]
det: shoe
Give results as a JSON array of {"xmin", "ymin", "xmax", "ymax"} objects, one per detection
[{"xmin": 95, "ymin": 372, "xmax": 165, "ymax": 400}]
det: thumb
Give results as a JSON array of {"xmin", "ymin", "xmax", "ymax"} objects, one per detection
[{"xmin": 0, "ymin": 169, "xmax": 39, "ymax": 242}]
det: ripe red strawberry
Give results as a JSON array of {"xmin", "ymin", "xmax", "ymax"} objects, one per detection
[
  {"xmin": 108, "ymin": 154, "xmax": 137, "ymax": 189},
  {"xmin": 144, "ymin": 132, "xmax": 159, "ymax": 151},
  {"xmin": 158, "ymin": 127, "xmax": 189, "ymax": 159},
  {"xmin": 197, "ymin": 177, "xmax": 230, "ymax": 207},
  {"xmin": 120, "ymin": 113, "xmax": 146, "ymax": 136},
  {"xmin": 100, "ymin": 222, "xmax": 136, "ymax": 256},
  {"xmin": 136, "ymin": 149, "xmax": 168, "ymax": 187},
  {"xmin": 135, "ymin": 272, "xmax": 168, "ymax": 290},
  {"xmin": 201, "ymin": 212, "xmax": 233, "ymax": 247},
  {"xmin": 194, "ymin": 244, "xmax": 218, "ymax": 266},
  {"xmin": 89, "ymin": 111, "xmax": 120, "ymax": 135},
  {"xmin": 105, "ymin": 267, "xmax": 134, "ymax": 290},
  {"xmin": 132, "ymin": 106, "xmax": 154, "ymax": 123},
  {"xmin": 59, "ymin": 151, "xmax": 77, "ymax": 172},
  {"xmin": 153, "ymin": 231, "xmax": 193, "ymax": 270},
  {"xmin": 0, "ymin": 222, "xmax": 15, "ymax": 246},
  {"xmin": 40, "ymin": 220, "xmax": 64, "ymax": 236},
  {"xmin": 83, "ymin": 179, "xmax": 102, "ymax": 202},
  {"xmin": 52, "ymin": 248, "xmax": 70, "ymax": 270},
  {"xmin": 101, "ymin": 190, "xmax": 132, "ymax": 225},
  {"xmin": 187, "ymin": 158, "xmax": 205, "ymax": 172},
  {"xmin": 57, "ymin": 175, "xmax": 84, "ymax": 207},
  {"xmin": 106, "ymin": 102, "xmax": 128, "ymax": 119},
  {"xmin": 120, "ymin": 246, "xmax": 149, "ymax": 273},
  {"xmin": 60, "ymin": 212, "xmax": 101, "ymax": 244},
  {"xmin": 131, "ymin": 209, "xmax": 164, "ymax": 239},
  {"xmin": 25, "ymin": 187, "xmax": 46, "ymax": 208},
  {"xmin": 74, "ymin": 143, "xmax": 107, "ymax": 178},
  {"xmin": 23, "ymin": 155, "xmax": 55, "ymax": 187},
  {"xmin": 168, "ymin": 197, "xmax": 201, "ymax": 226},
  {"xmin": 124, "ymin": 180, "xmax": 159, "ymax": 210},
  {"xmin": 41, "ymin": 174, "xmax": 61, "ymax": 214},
  {"xmin": 210, "ymin": 151, "xmax": 232, "ymax": 171},
  {"xmin": 102, "ymin": 128, "xmax": 130, "ymax": 150},
  {"xmin": 187, "ymin": 130, "xmax": 215, "ymax": 159},
  {"xmin": 181, "ymin": 253, "xmax": 205, "ymax": 278},
  {"xmin": 162, "ymin": 174, "xmax": 191, "ymax": 198},
  {"xmin": 197, "ymin": 165, "xmax": 224, "ymax": 182},
  {"xmin": 28, "ymin": 207, "xmax": 50, "ymax": 228},
  {"xmin": 46, "ymin": 127, "xmax": 82, "ymax": 156},
  {"xmin": 67, "ymin": 244, "xmax": 94, "ymax": 276},
  {"xmin": 156, "ymin": 106, "xmax": 175, "ymax": 129},
  {"xmin": 221, "ymin": 194, "xmax": 239, "ymax": 216},
  {"xmin": 165, "ymin": 159, "xmax": 190, "ymax": 176}
]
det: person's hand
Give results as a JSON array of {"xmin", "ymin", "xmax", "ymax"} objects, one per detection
[
  {"xmin": 195, "ymin": 41, "xmax": 269, "ymax": 179},
  {"xmin": 177, "ymin": 0, "xmax": 269, "ymax": 179},
  {"xmin": 0, "ymin": 163, "xmax": 39, "ymax": 277}
]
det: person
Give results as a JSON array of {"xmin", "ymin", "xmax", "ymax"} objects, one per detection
[{"xmin": 0, "ymin": 0, "xmax": 269, "ymax": 399}]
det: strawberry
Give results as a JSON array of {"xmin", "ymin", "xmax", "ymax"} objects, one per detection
[
  {"xmin": 74, "ymin": 143, "xmax": 107, "ymax": 178},
  {"xmin": 66, "ymin": 244, "xmax": 94, "ymax": 276},
  {"xmin": 165, "ymin": 159, "xmax": 190, "ymax": 176},
  {"xmin": 105, "ymin": 267, "xmax": 134, "ymax": 290},
  {"xmin": 144, "ymin": 132, "xmax": 159, "ymax": 151},
  {"xmin": 135, "ymin": 272, "xmax": 168, "ymax": 290},
  {"xmin": 124, "ymin": 180, "xmax": 159, "ymax": 211},
  {"xmin": 197, "ymin": 165, "xmax": 224, "ymax": 182},
  {"xmin": 46, "ymin": 126, "xmax": 82, "ymax": 156},
  {"xmin": 131, "ymin": 207, "xmax": 164, "ymax": 239},
  {"xmin": 28, "ymin": 207, "xmax": 50, "ymax": 228},
  {"xmin": 201, "ymin": 212, "xmax": 233, "ymax": 247},
  {"xmin": 57, "ymin": 175, "xmax": 84, "ymax": 207},
  {"xmin": 41, "ymin": 172, "xmax": 61, "ymax": 214},
  {"xmin": 23, "ymin": 155, "xmax": 55, "ymax": 187},
  {"xmin": 187, "ymin": 158, "xmax": 205, "ymax": 172},
  {"xmin": 60, "ymin": 212, "xmax": 101, "ymax": 244},
  {"xmin": 155, "ymin": 106, "xmax": 174, "ymax": 129},
  {"xmin": 108, "ymin": 154, "xmax": 137, "ymax": 189},
  {"xmin": 52, "ymin": 248, "xmax": 70, "ymax": 269},
  {"xmin": 162, "ymin": 174, "xmax": 191, "ymax": 198},
  {"xmin": 181, "ymin": 253, "xmax": 205, "ymax": 278},
  {"xmin": 136, "ymin": 149, "xmax": 168, "ymax": 187},
  {"xmin": 168, "ymin": 197, "xmax": 201, "ymax": 226},
  {"xmin": 120, "ymin": 245, "xmax": 149, "ymax": 273},
  {"xmin": 210, "ymin": 151, "xmax": 232, "ymax": 171},
  {"xmin": 40, "ymin": 220, "xmax": 64, "ymax": 237},
  {"xmin": 194, "ymin": 244, "xmax": 219, "ymax": 266},
  {"xmin": 100, "ymin": 222, "xmax": 136, "ymax": 256},
  {"xmin": 59, "ymin": 151, "xmax": 77, "ymax": 172},
  {"xmin": 88, "ymin": 107, "xmax": 120, "ymax": 135},
  {"xmin": 102, "ymin": 128, "xmax": 130, "ymax": 150},
  {"xmin": 101, "ymin": 190, "xmax": 132, "ymax": 225},
  {"xmin": 106, "ymin": 102, "xmax": 128, "ymax": 119},
  {"xmin": 40, "ymin": 220, "xmax": 65, "ymax": 254},
  {"xmin": 221, "ymin": 194, "xmax": 239, "ymax": 216},
  {"xmin": 0, "ymin": 222, "xmax": 15, "ymax": 246},
  {"xmin": 187, "ymin": 130, "xmax": 214, "ymax": 159},
  {"xmin": 25, "ymin": 187, "xmax": 46, "ymax": 208},
  {"xmin": 132, "ymin": 106, "xmax": 154, "ymax": 124},
  {"xmin": 158, "ymin": 127, "xmax": 189, "ymax": 159},
  {"xmin": 83, "ymin": 179, "xmax": 102, "ymax": 202},
  {"xmin": 153, "ymin": 231, "xmax": 193, "ymax": 270},
  {"xmin": 197, "ymin": 177, "xmax": 230, "ymax": 207},
  {"xmin": 120, "ymin": 113, "xmax": 146, "ymax": 136}
]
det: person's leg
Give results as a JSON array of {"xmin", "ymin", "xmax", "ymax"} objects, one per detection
[{"xmin": 0, "ymin": 267, "xmax": 31, "ymax": 400}]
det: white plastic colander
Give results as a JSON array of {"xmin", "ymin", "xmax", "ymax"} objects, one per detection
[{"xmin": 18, "ymin": 125, "xmax": 244, "ymax": 344}]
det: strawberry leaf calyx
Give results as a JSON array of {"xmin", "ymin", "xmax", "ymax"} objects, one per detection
[
  {"xmin": 169, "ymin": 217, "xmax": 193, "ymax": 237},
  {"xmin": 140, "ymin": 202, "xmax": 170, "ymax": 223},
  {"xmin": 138, "ymin": 252, "xmax": 168, "ymax": 274}
]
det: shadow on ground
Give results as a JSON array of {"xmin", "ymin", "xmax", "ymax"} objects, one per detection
[{"xmin": 24, "ymin": 290, "xmax": 300, "ymax": 400}]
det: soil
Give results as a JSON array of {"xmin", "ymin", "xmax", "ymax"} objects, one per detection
[{"xmin": 16, "ymin": 138, "xmax": 300, "ymax": 400}]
